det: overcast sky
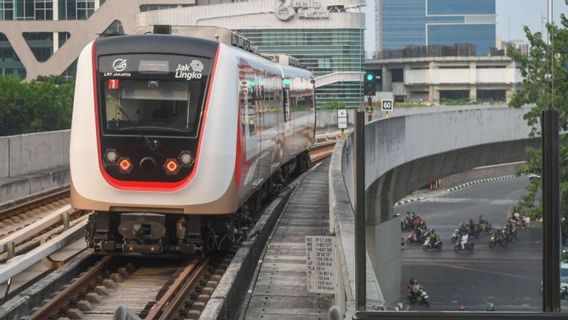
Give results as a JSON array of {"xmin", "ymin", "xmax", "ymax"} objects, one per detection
[{"xmin": 363, "ymin": 0, "xmax": 568, "ymax": 53}]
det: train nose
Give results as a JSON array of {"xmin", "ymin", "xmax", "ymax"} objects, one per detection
[{"xmin": 140, "ymin": 157, "xmax": 157, "ymax": 174}]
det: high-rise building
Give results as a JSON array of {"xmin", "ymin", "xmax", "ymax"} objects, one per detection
[
  {"xmin": 0, "ymin": 0, "xmax": 365, "ymax": 107},
  {"xmin": 376, "ymin": 0, "xmax": 496, "ymax": 56}
]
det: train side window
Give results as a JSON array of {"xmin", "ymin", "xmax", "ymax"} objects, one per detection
[{"xmin": 283, "ymin": 88, "xmax": 290, "ymax": 122}]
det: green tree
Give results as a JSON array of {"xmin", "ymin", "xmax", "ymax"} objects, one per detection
[
  {"xmin": 0, "ymin": 75, "xmax": 74, "ymax": 136},
  {"xmin": 0, "ymin": 76, "xmax": 31, "ymax": 136},
  {"xmin": 508, "ymin": 5, "xmax": 568, "ymax": 240}
]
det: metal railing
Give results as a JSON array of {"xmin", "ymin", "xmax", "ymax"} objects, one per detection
[{"xmin": 352, "ymin": 311, "xmax": 568, "ymax": 319}]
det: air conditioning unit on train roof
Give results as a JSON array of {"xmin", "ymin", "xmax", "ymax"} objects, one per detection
[
  {"xmin": 136, "ymin": 25, "xmax": 256, "ymax": 52},
  {"xmin": 263, "ymin": 54, "xmax": 303, "ymax": 68}
]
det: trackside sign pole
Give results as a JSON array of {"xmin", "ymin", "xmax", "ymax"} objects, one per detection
[{"xmin": 354, "ymin": 110, "xmax": 366, "ymax": 310}]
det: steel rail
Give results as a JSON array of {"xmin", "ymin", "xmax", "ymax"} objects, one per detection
[
  {"xmin": 309, "ymin": 141, "xmax": 336, "ymax": 163},
  {"xmin": 146, "ymin": 258, "xmax": 210, "ymax": 320},
  {"xmin": 26, "ymin": 256, "xmax": 111, "ymax": 320},
  {"xmin": 0, "ymin": 188, "xmax": 70, "ymax": 220}
]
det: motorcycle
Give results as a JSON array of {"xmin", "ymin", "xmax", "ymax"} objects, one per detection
[
  {"xmin": 477, "ymin": 221, "xmax": 492, "ymax": 232},
  {"xmin": 406, "ymin": 228, "xmax": 428, "ymax": 245},
  {"xmin": 401, "ymin": 215, "xmax": 414, "ymax": 231},
  {"xmin": 468, "ymin": 224, "xmax": 481, "ymax": 238},
  {"xmin": 510, "ymin": 213, "xmax": 527, "ymax": 229},
  {"xmin": 454, "ymin": 234, "xmax": 474, "ymax": 253},
  {"xmin": 504, "ymin": 225, "xmax": 517, "ymax": 242},
  {"xmin": 408, "ymin": 285, "xmax": 430, "ymax": 307},
  {"xmin": 488, "ymin": 232, "xmax": 507, "ymax": 249},
  {"xmin": 450, "ymin": 229, "xmax": 460, "ymax": 244},
  {"xmin": 422, "ymin": 237, "xmax": 443, "ymax": 251}
]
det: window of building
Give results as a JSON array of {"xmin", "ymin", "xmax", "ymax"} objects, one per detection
[{"xmin": 0, "ymin": 33, "xmax": 26, "ymax": 78}]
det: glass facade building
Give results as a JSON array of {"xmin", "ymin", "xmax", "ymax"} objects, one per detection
[
  {"xmin": 237, "ymin": 28, "xmax": 364, "ymax": 107},
  {"xmin": 0, "ymin": 0, "xmax": 101, "ymax": 77},
  {"xmin": 378, "ymin": 0, "xmax": 496, "ymax": 55}
]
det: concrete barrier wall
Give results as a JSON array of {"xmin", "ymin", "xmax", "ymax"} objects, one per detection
[
  {"xmin": 331, "ymin": 107, "xmax": 538, "ymax": 308},
  {"xmin": 439, "ymin": 162, "xmax": 524, "ymax": 189},
  {"xmin": 0, "ymin": 130, "xmax": 70, "ymax": 179}
]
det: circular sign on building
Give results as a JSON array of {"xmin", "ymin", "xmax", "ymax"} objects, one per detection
[{"xmin": 274, "ymin": 0, "xmax": 295, "ymax": 21}]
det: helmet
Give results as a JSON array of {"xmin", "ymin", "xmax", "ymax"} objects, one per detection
[
  {"xmin": 409, "ymin": 278, "xmax": 415, "ymax": 284},
  {"xmin": 431, "ymin": 229, "xmax": 435, "ymax": 233}
]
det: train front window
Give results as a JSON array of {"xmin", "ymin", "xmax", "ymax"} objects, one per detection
[
  {"xmin": 98, "ymin": 54, "xmax": 212, "ymax": 137},
  {"xmin": 103, "ymin": 79, "xmax": 203, "ymax": 135}
]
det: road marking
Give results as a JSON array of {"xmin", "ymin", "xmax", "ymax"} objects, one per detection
[
  {"xmin": 420, "ymin": 262, "xmax": 540, "ymax": 282},
  {"xmin": 420, "ymin": 197, "xmax": 516, "ymax": 206}
]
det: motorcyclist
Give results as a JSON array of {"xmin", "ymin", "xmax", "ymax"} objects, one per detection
[
  {"xmin": 468, "ymin": 218, "xmax": 476, "ymax": 234},
  {"xmin": 460, "ymin": 232, "xmax": 469, "ymax": 249},
  {"xmin": 415, "ymin": 226, "xmax": 423, "ymax": 239},
  {"xmin": 459, "ymin": 222, "xmax": 469, "ymax": 235},
  {"xmin": 478, "ymin": 214, "xmax": 490, "ymax": 229},
  {"xmin": 428, "ymin": 229, "xmax": 439, "ymax": 243},
  {"xmin": 407, "ymin": 278, "xmax": 416, "ymax": 300},
  {"xmin": 512, "ymin": 211, "xmax": 526, "ymax": 228}
]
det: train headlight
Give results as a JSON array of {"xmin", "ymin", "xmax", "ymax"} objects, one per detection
[
  {"xmin": 118, "ymin": 157, "xmax": 133, "ymax": 174},
  {"xmin": 164, "ymin": 159, "xmax": 180, "ymax": 175},
  {"xmin": 179, "ymin": 151, "xmax": 193, "ymax": 167},
  {"xmin": 104, "ymin": 149, "xmax": 119, "ymax": 164}
]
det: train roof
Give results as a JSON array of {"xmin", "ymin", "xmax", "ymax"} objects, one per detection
[{"xmin": 94, "ymin": 34, "xmax": 218, "ymax": 58}]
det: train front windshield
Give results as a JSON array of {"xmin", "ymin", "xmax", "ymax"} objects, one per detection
[{"xmin": 98, "ymin": 54, "xmax": 211, "ymax": 137}]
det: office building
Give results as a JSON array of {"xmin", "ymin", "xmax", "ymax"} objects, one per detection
[
  {"xmin": 376, "ymin": 0, "xmax": 496, "ymax": 56},
  {"xmin": 0, "ymin": 0, "xmax": 365, "ymax": 107}
]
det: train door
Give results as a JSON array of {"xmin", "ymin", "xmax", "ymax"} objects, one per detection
[
  {"xmin": 283, "ymin": 85, "xmax": 294, "ymax": 161},
  {"xmin": 239, "ymin": 63, "xmax": 261, "ymax": 188},
  {"xmin": 283, "ymin": 87, "xmax": 290, "ymax": 122}
]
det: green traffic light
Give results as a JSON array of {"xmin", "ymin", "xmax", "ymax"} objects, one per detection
[{"xmin": 366, "ymin": 73, "xmax": 374, "ymax": 81}]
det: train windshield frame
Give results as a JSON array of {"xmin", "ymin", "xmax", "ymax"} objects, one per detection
[{"xmin": 97, "ymin": 53, "xmax": 212, "ymax": 138}]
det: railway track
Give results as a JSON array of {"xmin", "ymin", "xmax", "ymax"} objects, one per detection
[
  {"xmin": 25, "ymin": 253, "xmax": 233, "ymax": 320},
  {"xmin": 0, "ymin": 188, "xmax": 71, "ymax": 240},
  {"xmin": 309, "ymin": 142, "xmax": 336, "ymax": 163}
]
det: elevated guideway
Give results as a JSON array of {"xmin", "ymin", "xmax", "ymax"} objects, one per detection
[{"xmin": 329, "ymin": 107, "xmax": 538, "ymax": 313}]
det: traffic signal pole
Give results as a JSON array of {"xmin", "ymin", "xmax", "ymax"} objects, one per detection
[
  {"xmin": 542, "ymin": 107, "xmax": 561, "ymax": 312},
  {"xmin": 367, "ymin": 96, "xmax": 372, "ymax": 122}
]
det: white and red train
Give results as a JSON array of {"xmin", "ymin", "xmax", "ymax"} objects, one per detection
[{"xmin": 70, "ymin": 32, "xmax": 315, "ymax": 255}]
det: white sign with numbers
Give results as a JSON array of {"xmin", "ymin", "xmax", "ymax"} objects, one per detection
[
  {"xmin": 305, "ymin": 235, "xmax": 336, "ymax": 294},
  {"xmin": 337, "ymin": 109, "xmax": 348, "ymax": 129},
  {"xmin": 381, "ymin": 99, "xmax": 394, "ymax": 112}
]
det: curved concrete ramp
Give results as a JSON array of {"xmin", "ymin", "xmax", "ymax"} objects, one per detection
[{"xmin": 329, "ymin": 107, "xmax": 538, "ymax": 312}]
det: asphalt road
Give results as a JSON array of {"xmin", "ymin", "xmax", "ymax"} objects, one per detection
[{"xmin": 396, "ymin": 176, "xmax": 543, "ymax": 311}]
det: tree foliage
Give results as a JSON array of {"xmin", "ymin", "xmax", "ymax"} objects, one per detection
[
  {"xmin": 0, "ymin": 75, "xmax": 74, "ymax": 136},
  {"xmin": 508, "ymin": 3, "xmax": 568, "ymax": 237}
]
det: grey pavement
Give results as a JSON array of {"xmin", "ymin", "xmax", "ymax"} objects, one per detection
[{"xmin": 396, "ymin": 176, "xmax": 543, "ymax": 311}]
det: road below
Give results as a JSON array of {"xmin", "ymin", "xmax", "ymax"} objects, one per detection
[{"xmin": 396, "ymin": 176, "xmax": 542, "ymax": 311}]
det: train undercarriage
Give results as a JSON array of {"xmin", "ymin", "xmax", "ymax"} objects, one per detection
[{"xmin": 85, "ymin": 151, "xmax": 311, "ymax": 256}]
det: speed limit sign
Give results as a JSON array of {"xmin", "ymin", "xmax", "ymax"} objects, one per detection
[{"xmin": 381, "ymin": 99, "xmax": 393, "ymax": 112}]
